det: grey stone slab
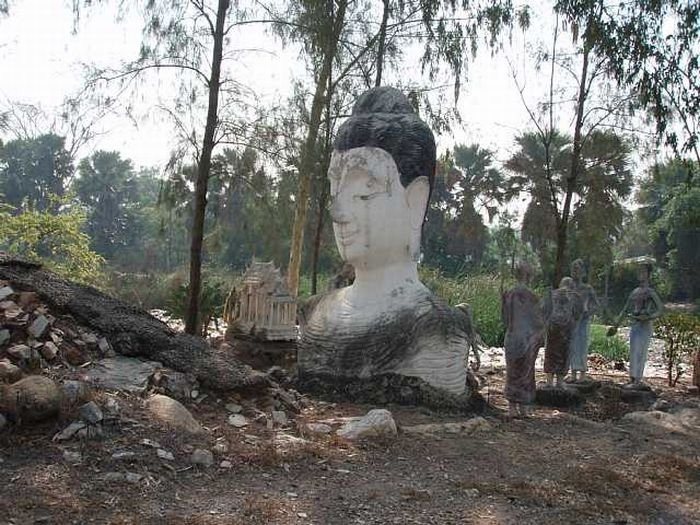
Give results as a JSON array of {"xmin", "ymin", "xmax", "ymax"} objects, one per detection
[{"xmin": 85, "ymin": 356, "xmax": 162, "ymax": 393}]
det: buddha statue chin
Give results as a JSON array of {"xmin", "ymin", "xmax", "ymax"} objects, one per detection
[{"xmin": 298, "ymin": 87, "xmax": 469, "ymax": 395}]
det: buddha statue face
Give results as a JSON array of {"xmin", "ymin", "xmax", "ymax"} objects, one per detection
[{"xmin": 328, "ymin": 147, "xmax": 429, "ymax": 269}]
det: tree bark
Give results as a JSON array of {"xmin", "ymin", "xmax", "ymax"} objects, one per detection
[
  {"xmin": 0, "ymin": 258, "xmax": 267, "ymax": 391},
  {"xmin": 375, "ymin": 0, "xmax": 390, "ymax": 87},
  {"xmin": 311, "ymin": 181, "xmax": 329, "ymax": 295},
  {"xmin": 287, "ymin": 0, "xmax": 347, "ymax": 297},
  {"xmin": 184, "ymin": 0, "xmax": 229, "ymax": 334},
  {"xmin": 553, "ymin": 39, "xmax": 590, "ymax": 286}
]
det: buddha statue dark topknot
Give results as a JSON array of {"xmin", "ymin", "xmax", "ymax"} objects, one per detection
[{"xmin": 298, "ymin": 87, "xmax": 470, "ymax": 395}]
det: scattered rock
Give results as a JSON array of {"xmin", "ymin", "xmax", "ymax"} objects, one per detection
[
  {"xmin": 0, "ymin": 285, "xmax": 14, "ymax": 301},
  {"xmin": 228, "ymin": 414, "xmax": 249, "ymax": 428},
  {"xmin": 61, "ymin": 380, "xmax": 90, "ymax": 405},
  {"xmin": 1, "ymin": 375, "xmax": 61, "ymax": 422},
  {"xmin": 157, "ymin": 448, "xmax": 175, "ymax": 461},
  {"xmin": 145, "ymin": 394, "xmax": 204, "ymax": 434},
  {"xmin": 463, "ymin": 416, "xmax": 493, "ymax": 433},
  {"xmin": 150, "ymin": 369, "xmax": 198, "ymax": 401},
  {"xmin": 103, "ymin": 397, "xmax": 120, "ymax": 415},
  {"xmin": 63, "ymin": 449, "xmax": 82, "ymax": 464},
  {"xmin": 622, "ymin": 410, "xmax": 699, "ymax": 432},
  {"xmin": 212, "ymin": 440, "xmax": 229, "ymax": 455},
  {"xmin": 87, "ymin": 356, "xmax": 163, "ymax": 394},
  {"xmin": 40, "ymin": 341, "xmax": 59, "ymax": 361},
  {"xmin": 97, "ymin": 337, "xmax": 112, "ymax": 355},
  {"xmin": 54, "ymin": 421, "xmax": 87, "ymax": 441},
  {"xmin": 337, "ymin": 409, "xmax": 397, "ymax": 441},
  {"xmin": 220, "ymin": 460, "xmax": 233, "ymax": 469},
  {"xmin": 225, "ymin": 402, "xmax": 243, "ymax": 413},
  {"xmin": 102, "ymin": 471, "xmax": 142, "ymax": 484},
  {"xmin": 111, "ymin": 451, "xmax": 136, "ymax": 461},
  {"xmin": 0, "ymin": 359, "xmax": 22, "ymax": 383},
  {"xmin": 271, "ymin": 410, "xmax": 288, "ymax": 426},
  {"xmin": 82, "ymin": 332, "xmax": 98, "ymax": 346},
  {"xmin": 79, "ymin": 401, "xmax": 103, "ymax": 425},
  {"xmin": 304, "ymin": 422, "xmax": 332, "ymax": 435},
  {"xmin": 6, "ymin": 344, "xmax": 40, "ymax": 368},
  {"xmin": 62, "ymin": 345, "xmax": 88, "ymax": 366},
  {"xmin": 28, "ymin": 315, "xmax": 50, "ymax": 339},
  {"xmin": 191, "ymin": 448, "xmax": 214, "ymax": 467},
  {"xmin": 403, "ymin": 417, "xmax": 492, "ymax": 436},
  {"xmin": 0, "ymin": 329, "xmax": 10, "ymax": 346}
]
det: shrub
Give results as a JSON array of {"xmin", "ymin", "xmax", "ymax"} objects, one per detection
[
  {"xmin": 655, "ymin": 313, "xmax": 700, "ymax": 386},
  {"xmin": 0, "ymin": 201, "xmax": 104, "ymax": 285},
  {"xmin": 164, "ymin": 272, "xmax": 231, "ymax": 336},
  {"xmin": 420, "ymin": 267, "xmax": 509, "ymax": 347},
  {"xmin": 589, "ymin": 323, "xmax": 629, "ymax": 362}
]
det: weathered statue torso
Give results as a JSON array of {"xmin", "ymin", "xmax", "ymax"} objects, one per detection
[{"xmin": 297, "ymin": 87, "xmax": 469, "ymax": 396}]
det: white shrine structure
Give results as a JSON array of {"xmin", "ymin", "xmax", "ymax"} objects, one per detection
[{"xmin": 224, "ymin": 261, "xmax": 297, "ymax": 341}]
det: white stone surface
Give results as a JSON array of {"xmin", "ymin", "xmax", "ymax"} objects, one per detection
[{"xmin": 336, "ymin": 408, "xmax": 398, "ymax": 440}]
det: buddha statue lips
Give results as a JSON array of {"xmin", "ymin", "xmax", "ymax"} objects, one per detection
[{"xmin": 298, "ymin": 87, "xmax": 471, "ymax": 396}]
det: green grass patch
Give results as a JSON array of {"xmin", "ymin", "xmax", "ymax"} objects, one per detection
[{"xmin": 589, "ymin": 323, "xmax": 629, "ymax": 361}]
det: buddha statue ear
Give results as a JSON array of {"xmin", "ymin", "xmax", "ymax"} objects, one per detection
[{"xmin": 405, "ymin": 176, "xmax": 430, "ymax": 260}]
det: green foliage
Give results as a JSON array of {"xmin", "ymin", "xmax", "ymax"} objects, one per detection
[
  {"xmin": 589, "ymin": 324, "xmax": 628, "ymax": 362},
  {"xmin": 420, "ymin": 267, "xmax": 508, "ymax": 347},
  {"xmin": 164, "ymin": 271, "xmax": 231, "ymax": 336},
  {"xmin": 103, "ymin": 270, "xmax": 171, "ymax": 311},
  {"xmin": 0, "ymin": 198, "xmax": 104, "ymax": 284},
  {"xmin": 0, "ymin": 134, "xmax": 73, "ymax": 212},
  {"xmin": 635, "ymin": 160, "xmax": 699, "ymax": 300},
  {"xmin": 655, "ymin": 313, "xmax": 700, "ymax": 386}
]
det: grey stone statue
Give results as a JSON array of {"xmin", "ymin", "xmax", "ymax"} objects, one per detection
[
  {"xmin": 501, "ymin": 262, "xmax": 545, "ymax": 417},
  {"xmin": 298, "ymin": 87, "xmax": 470, "ymax": 395},
  {"xmin": 569, "ymin": 259, "xmax": 599, "ymax": 381},
  {"xmin": 543, "ymin": 277, "xmax": 581, "ymax": 387},
  {"xmin": 608, "ymin": 263, "xmax": 663, "ymax": 384}
]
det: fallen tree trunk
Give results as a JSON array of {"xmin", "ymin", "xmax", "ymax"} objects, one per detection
[{"xmin": 0, "ymin": 258, "xmax": 267, "ymax": 392}]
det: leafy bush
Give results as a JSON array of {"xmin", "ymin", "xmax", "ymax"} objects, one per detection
[
  {"xmin": 0, "ymin": 200, "xmax": 104, "ymax": 285},
  {"xmin": 103, "ymin": 270, "xmax": 172, "ymax": 310},
  {"xmin": 589, "ymin": 323, "xmax": 629, "ymax": 361},
  {"xmin": 420, "ymin": 268, "xmax": 509, "ymax": 347},
  {"xmin": 164, "ymin": 272, "xmax": 231, "ymax": 336},
  {"xmin": 655, "ymin": 313, "xmax": 700, "ymax": 386}
]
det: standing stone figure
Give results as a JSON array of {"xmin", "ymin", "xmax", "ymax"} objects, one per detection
[
  {"xmin": 569, "ymin": 259, "xmax": 599, "ymax": 381},
  {"xmin": 298, "ymin": 87, "xmax": 471, "ymax": 395},
  {"xmin": 608, "ymin": 264, "xmax": 663, "ymax": 384},
  {"xmin": 501, "ymin": 262, "xmax": 545, "ymax": 417},
  {"xmin": 543, "ymin": 277, "xmax": 581, "ymax": 387}
]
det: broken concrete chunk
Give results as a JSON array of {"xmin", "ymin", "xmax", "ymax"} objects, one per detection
[
  {"xmin": 0, "ymin": 329, "xmax": 10, "ymax": 347},
  {"xmin": 40, "ymin": 341, "xmax": 59, "ymax": 361},
  {"xmin": 190, "ymin": 448, "xmax": 214, "ymax": 467},
  {"xmin": 54, "ymin": 421, "xmax": 87, "ymax": 441},
  {"xmin": 0, "ymin": 286, "xmax": 14, "ymax": 301},
  {"xmin": 79, "ymin": 401, "xmax": 103, "ymax": 425},
  {"xmin": 28, "ymin": 315, "xmax": 50, "ymax": 339},
  {"xmin": 271, "ymin": 410, "xmax": 288, "ymax": 426}
]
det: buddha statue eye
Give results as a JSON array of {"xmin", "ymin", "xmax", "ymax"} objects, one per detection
[{"xmin": 356, "ymin": 192, "xmax": 381, "ymax": 201}]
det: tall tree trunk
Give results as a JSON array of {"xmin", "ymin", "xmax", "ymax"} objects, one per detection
[
  {"xmin": 553, "ymin": 40, "xmax": 590, "ymax": 286},
  {"xmin": 311, "ymin": 180, "xmax": 329, "ymax": 295},
  {"xmin": 287, "ymin": 0, "xmax": 347, "ymax": 297},
  {"xmin": 375, "ymin": 0, "xmax": 390, "ymax": 87},
  {"xmin": 184, "ymin": 0, "xmax": 229, "ymax": 335}
]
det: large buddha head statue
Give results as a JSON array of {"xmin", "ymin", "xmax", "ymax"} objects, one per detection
[{"xmin": 328, "ymin": 87, "xmax": 435, "ymax": 271}]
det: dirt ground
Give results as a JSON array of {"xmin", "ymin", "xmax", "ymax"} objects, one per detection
[{"xmin": 2, "ymin": 365, "xmax": 699, "ymax": 525}]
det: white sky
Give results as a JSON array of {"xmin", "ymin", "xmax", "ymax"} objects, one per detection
[{"xmin": 0, "ymin": 0, "xmax": 654, "ymax": 181}]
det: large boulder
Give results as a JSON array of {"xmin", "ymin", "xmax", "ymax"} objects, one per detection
[
  {"xmin": 145, "ymin": 394, "xmax": 204, "ymax": 435},
  {"xmin": 1, "ymin": 375, "xmax": 61, "ymax": 422}
]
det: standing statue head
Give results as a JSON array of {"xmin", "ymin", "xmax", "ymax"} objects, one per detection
[
  {"xmin": 328, "ymin": 86, "xmax": 436, "ymax": 269},
  {"xmin": 571, "ymin": 259, "xmax": 586, "ymax": 282},
  {"xmin": 514, "ymin": 261, "xmax": 535, "ymax": 286},
  {"xmin": 638, "ymin": 263, "xmax": 652, "ymax": 286},
  {"xmin": 560, "ymin": 276, "xmax": 575, "ymax": 290}
]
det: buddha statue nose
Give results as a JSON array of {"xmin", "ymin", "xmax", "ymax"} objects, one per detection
[{"xmin": 330, "ymin": 196, "xmax": 351, "ymax": 224}]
